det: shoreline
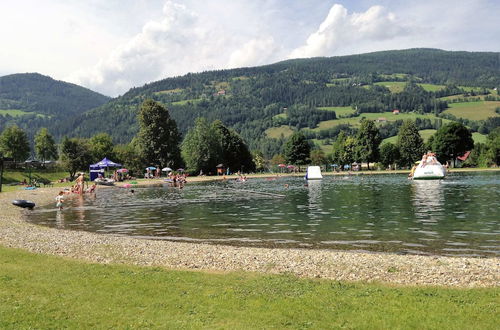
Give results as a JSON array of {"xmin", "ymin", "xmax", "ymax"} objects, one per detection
[{"xmin": 0, "ymin": 181, "xmax": 498, "ymax": 288}]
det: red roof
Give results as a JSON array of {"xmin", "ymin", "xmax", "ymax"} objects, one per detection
[{"xmin": 457, "ymin": 151, "xmax": 471, "ymax": 161}]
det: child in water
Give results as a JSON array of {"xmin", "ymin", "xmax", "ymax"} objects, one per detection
[{"xmin": 55, "ymin": 191, "xmax": 64, "ymax": 210}]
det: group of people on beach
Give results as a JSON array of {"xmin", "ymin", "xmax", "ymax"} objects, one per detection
[{"xmin": 55, "ymin": 173, "xmax": 98, "ymax": 210}]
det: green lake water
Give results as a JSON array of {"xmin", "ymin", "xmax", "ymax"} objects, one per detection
[{"xmin": 27, "ymin": 172, "xmax": 499, "ymax": 257}]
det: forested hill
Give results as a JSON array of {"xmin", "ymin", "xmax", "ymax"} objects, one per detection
[
  {"xmin": 0, "ymin": 73, "xmax": 110, "ymax": 115},
  {"xmin": 7, "ymin": 49, "xmax": 500, "ymax": 156},
  {"xmin": 0, "ymin": 73, "xmax": 110, "ymax": 141}
]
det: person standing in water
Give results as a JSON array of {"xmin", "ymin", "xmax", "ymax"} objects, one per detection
[
  {"xmin": 76, "ymin": 172, "xmax": 85, "ymax": 194},
  {"xmin": 55, "ymin": 191, "xmax": 65, "ymax": 210}
]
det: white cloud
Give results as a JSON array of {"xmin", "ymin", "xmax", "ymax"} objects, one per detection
[
  {"xmin": 68, "ymin": 1, "xmax": 284, "ymax": 96},
  {"xmin": 3, "ymin": 1, "xmax": 498, "ymax": 97},
  {"xmin": 289, "ymin": 4, "xmax": 408, "ymax": 59}
]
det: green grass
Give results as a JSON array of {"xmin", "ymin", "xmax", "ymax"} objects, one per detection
[
  {"xmin": 312, "ymin": 112, "xmax": 449, "ymax": 131},
  {"xmin": 0, "ymin": 246, "xmax": 498, "ymax": 328},
  {"xmin": 317, "ymin": 106, "xmax": 355, "ymax": 117},
  {"xmin": 153, "ymin": 88, "xmax": 184, "ymax": 95},
  {"xmin": 1, "ymin": 170, "xmax": 72, "ymax": 192},
  {"xmin": 0, "ymin": 109, "xmax": 46, "ymax": 117},
  {"xmin": 171, "ymin": 98, "xmax": 202, "ymax": 105},
  {"xmin": 312, "ymin": 139, "xmax": 333, "ymax": 154},
  {"xmin": 443, "ymin": 101, "xmax": 500, "ymax": 121},
  {"xmin": 265, "ymin": 125, "xmax": 294, "ymax": 139},
  {"xmin": 382, "ymin": 129, "xmax": 437, "ymax": 145},
  {"xmin": 272, "ymin": 113, "xmax": 288, "ymax": 120},
  {"xmin": 374, "ymin": 81, "xmax": 445, "ymax": 93},
  {"xmin": 472, "ymin": 132, "xmax": 487, "ymax": 144}
]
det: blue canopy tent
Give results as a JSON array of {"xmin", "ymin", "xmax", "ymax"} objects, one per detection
[{"xmin": 89, "ymin": 157, "xmax": 122, "ymax": 181}]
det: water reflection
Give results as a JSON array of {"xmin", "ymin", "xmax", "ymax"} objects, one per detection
[
  {"xmin": 412, "ymin": 180, "xmax": 445, "ymax": 223},
  {"xmin": 26, "ymin": 172, "xmax": 500, "ymax": 257}
]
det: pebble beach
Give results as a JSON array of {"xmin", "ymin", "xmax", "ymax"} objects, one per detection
[{"xmin": 0, "ymin": 182, "xmax": 498, "ymax": 288}]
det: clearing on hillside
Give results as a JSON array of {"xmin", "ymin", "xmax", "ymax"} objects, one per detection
[
  {"xmin": 265, "ymin": 126, "xmax": 294, "ymax": 139},
  {"xmin": 443, "ymin": 101, "xmax": 500, "ymax": 121}
]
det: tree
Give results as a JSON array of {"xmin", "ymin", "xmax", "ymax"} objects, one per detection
[
  {"xmin": 270, "ymin": 154, "xmax": 286, "ymax": 166},
  {"xmin": 379, "ymin": 142, "xmax": 400, "ymax": 169},
  {"xmin": 356, "ymin": 118, "xmax": 381, "ymax": 169},
  {"xmin": 310, "ymin": 149, "xmax": 326, "ymax": 166},
  {"xmin": 137, "ymin": 99, "xmax": 182, "ymax": 169},
  {"xmin": 0, "ymin": 125, "xmax": 30, "ymax": 162},
  {"xmin": 181, "ymin": 117, "xmax": 222, "ymax": 174},
  {"xmin": 211, "ymin": 120, "xmax": 255, "ymax": 173},
  {"xmin": 432, "ymin": 122, "xmax": 474, "ymax": 166},
  {"xmin": 397, "ymin": 120, "xmax": 424, "ymax": 167},
  {"xmin": 60, "ymin": 137, "xmax": 92, "ymax": 180},
  {"xmin": 283, "ymin": 131, "xmax": 310, "ymax": 167},
  {"xmin": 34, "ymin": 128, "xmax": 58, "ymax": 164},
  {"xmin": 113, "ymin": 140, "xmax": 144, "ymax": 176},
  {"xmin": 485, "ymin": 127, "xmax": 500, "ymax": 166},
  {"xmin": 89, "ymin": 133, "xmax": 115, "ymax": 162},
  {"xmin": 252, "ymin": 150, "xmax": 266, "ymax": 172}
]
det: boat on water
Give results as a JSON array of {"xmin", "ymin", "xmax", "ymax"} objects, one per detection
[
  {"xmin": 305, "ymin": 166, "xmax": 323, "ymax": 180},
  {"xmin": 412, "ymin": 162, "xmax": 446, "ymax": 180}
]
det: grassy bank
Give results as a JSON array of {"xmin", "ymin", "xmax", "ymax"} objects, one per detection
[{"xmin": 0, "ymin": 246, "xmax": 498, "ymax": 329}]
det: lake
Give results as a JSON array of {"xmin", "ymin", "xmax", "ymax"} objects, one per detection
[{"xmin": 27, "ymin": 172, "xmax": 499, "ymax": 257}]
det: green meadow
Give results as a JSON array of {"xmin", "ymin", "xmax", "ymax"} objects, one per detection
[
  {"xmin": 443, "ymin": 101, "xmax": 500, "ymax": 121},
  {"xmin": 373, "ymin": 81, "xmax": 446, "ymax": 93},
  {"xmin": 0, "ymin": 246, "xmax": 498, "ymax": 329},
  {"xmin": 265, "ymin": 125, "xmax": 294, "ymax": 139},
  {"xmin": 312, "ymin": 112, "xmax": 449, "ymax": 131},
  {"xmin": 317, "ymin": 106, "xmax": 355, "ymax": 117},
  {"xmin": 0, "ymin": 109, "xmax": 45, "ymax": 117}
]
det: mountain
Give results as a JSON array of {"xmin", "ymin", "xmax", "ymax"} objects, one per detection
[
  {"xmin": 3, "ymin": 49, "xmax": 500, "ymax": 157},
  {"xmin": 0, "ymin": 73, "xmax": 110, "ymax": 140}
]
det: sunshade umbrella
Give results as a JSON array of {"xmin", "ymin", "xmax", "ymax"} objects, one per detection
[
  {"xmin": 117, "ymin": 168, "xmax": 128, "ymax": 173},
  {"xmin": 278, "ymin": 164, "xmax": 286, "ymax": 168},
  {"xmin": 162, "ymin": 167, "xmax": 173, "ymax": 172},
  {"xmin": 287, "ymin": 165, "xmax": 295, "ymax": 169},
  {"xmin": 146, "ymin": 166, "xmax": 157, "ymax": 170}
]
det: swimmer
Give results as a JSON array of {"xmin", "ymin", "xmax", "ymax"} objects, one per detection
[
  {"xmin": 284, "ymin": 184, "xmax": 289, "ymax": 189},
  {"xmin": 55, "ymin": 191, "xmax": 64, "ymax": 210}
]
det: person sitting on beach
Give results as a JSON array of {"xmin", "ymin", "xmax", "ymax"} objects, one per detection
[{"xmin": 55, "ymin": 191, "xmax": 65, "ymax": 210}]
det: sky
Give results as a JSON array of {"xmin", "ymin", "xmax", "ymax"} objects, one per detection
[{"xmin": 1, "ymin": 0, "xmax": 499, "ymax": 97}]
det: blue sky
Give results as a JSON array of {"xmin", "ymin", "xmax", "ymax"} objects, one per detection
[{"xmin": 1, "ymin": 0, "xmax": 499, "ymax": 96}]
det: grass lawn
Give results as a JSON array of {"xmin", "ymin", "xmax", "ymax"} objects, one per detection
[
  {"xmin": 373, "ymin": 82, "xmax": 445, "ymax": 93},
  {"xmin": 472, "ymin": 132, "xmax": 487, "ymax": 144},
  {"xmin": 312, "ymin": 112, "xmax": 449, "ymax": 131},
  {"xmin": 312, "ymin": 139, "xmax": 333, "ymax": 154},
  {"xmin": 0, "ymin": 109, "xmax": 45, "ymax": 117},
  {"xmin": 265, "ymin": 125, "xmax": 294, "ymax": 139},
  {"xmin": 153, "ymin": 88, "xmax": 184, "ymax": 95},
  {"xmin": 0, "ymin": 246, "xmax": 498, "ymax": 328},
  {"xmin": 443, "ymin": 101, "xmax": 500, "ymax": 121},
  {"xmin": 382, "ymin": 129, "xmax": 437, "ymax": 145},
  {"xmin": 171, "ymin": 98, "xmax": 202, "ymax": 106},
  {"xmin": 317, "ymin": 106, "xmax": 355, "ymax": 117}
]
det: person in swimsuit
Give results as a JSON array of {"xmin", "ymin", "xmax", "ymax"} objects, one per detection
[{"xmin": 55, "ymin": 191, "xmax": 65, "ymax": 210}]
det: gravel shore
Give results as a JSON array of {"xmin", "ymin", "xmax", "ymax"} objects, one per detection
[{"xmin": 0, "ymin": 184, "xmax": 498, "ymax": 288}]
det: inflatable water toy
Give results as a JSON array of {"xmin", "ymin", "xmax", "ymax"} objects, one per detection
[
  {"xmin": 305, "ymin": 166, "xmax": 323, "ymax": 180},
  {"xmin": 12, "ymin": 199, "xmax": 36, "ymax": 210}
]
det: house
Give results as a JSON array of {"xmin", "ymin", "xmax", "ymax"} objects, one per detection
[
  {"xmin": 392, "ymin": 109, "xmax": 400, "ymax": 115},
  {"xmin": 456, "ymin": 151, "xmax": 471, "ymax": 167}
]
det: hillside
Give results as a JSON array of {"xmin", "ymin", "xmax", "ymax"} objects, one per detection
[
  {"xmin": 0, "ymin": 73, "xmax": 110, "ymax": 140},
  {"xmin": 6, "ymin": 49, "xmax": 500, "ymax": 156}
]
